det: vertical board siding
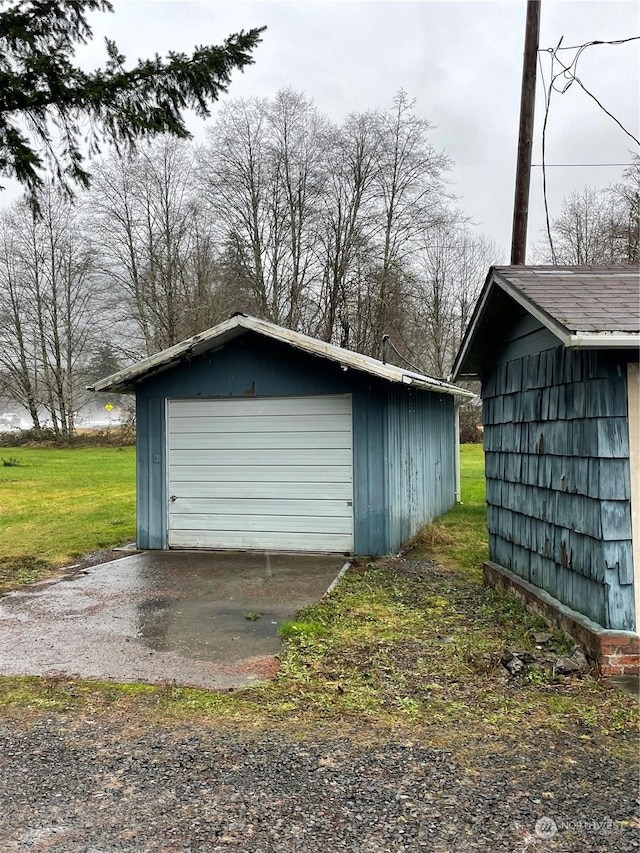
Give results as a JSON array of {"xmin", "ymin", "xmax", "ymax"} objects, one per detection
[
  {"xmin": 352, "ymin": 390, "xmax": 387, "ymax": 555},
  {"xmin": 483, "ymin": 329, "xmax": 635, "ymax": 631},
  {"xmin": 135, "ymin": 334, "xmax": 455, "ymax": 556},
  {"xmin": 384, "ymin": 386, "xmax": 455, "ymax": 553},
  {"xmin": 136, "ymin": 396, "xmax": 166, "ymax": 549}
]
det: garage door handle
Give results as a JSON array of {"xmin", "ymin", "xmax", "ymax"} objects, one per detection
[{"xmin": 170, "ymin": 495, "xmax": 178, "ymax": 502}]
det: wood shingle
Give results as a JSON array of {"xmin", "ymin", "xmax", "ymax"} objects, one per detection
[{"xmin": 454, "ymin": 265, "xmax": 639, "ymax": 634}]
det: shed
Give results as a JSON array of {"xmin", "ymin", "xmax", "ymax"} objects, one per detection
[
  {"xmin": 453, "ymin": 265, "xmax": 640, "ymax": 673},
  {"xmin": 92, "ymin": 314, "xmax": 473, "ymax": 556}
]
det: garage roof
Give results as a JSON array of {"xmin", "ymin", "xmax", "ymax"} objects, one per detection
[
  {"xmin": 453, "ymin": 265, "xmax": 640, "ymax": 380},
  {"xmin": 90, "ymin": 313, "xmax": 474, "ymax": 400}
]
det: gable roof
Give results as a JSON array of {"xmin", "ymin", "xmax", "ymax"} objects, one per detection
[
  {"xmin": 453, "ymin": 265, "xmax": 640, "ymax": 380},
  {"xmin": 90, "ymin": 313, "xmax": 474, "ymax": 400}
]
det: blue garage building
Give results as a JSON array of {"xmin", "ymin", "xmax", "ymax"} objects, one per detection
[{"xmin": 92, "ymin": 314, "xmax": 472, "ymax": 556}]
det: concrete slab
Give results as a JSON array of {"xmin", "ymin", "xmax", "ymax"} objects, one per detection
[{"xmin": 0, "ymin": 551, "xmax": 346, "ymax": 690}]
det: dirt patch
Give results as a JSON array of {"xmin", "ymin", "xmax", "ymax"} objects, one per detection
[
  {"xmin": 237, "ymin": 655, "xmax": 282, "ymax": 679},
  {"xmin": 0, "ymin": 548, "xmax": 138, "ymax": 597}
]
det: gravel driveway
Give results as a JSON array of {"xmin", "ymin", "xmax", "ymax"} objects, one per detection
[{"xmin": 0, "ymin": 714, "xmax": 636, "ymax": 852}]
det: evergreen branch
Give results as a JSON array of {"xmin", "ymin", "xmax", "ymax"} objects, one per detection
[{"xmin": 0, "ymin": 0, "xmax": 266, "ymax": 208}]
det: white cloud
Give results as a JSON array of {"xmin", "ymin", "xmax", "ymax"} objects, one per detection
[{"xmin": 2, "ymin": 0, "xmax": 638, "ymax": 260}]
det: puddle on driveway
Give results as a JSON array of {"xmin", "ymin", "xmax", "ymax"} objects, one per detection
[{"xmin": 0, "ymin": 551, "xmax": 346, "ymax": 689}]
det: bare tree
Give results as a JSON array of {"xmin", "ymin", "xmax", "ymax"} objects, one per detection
[
  {"xmin": 0, "ymin": 189, "xmax": 96, "ymax": 434},
  {"xmin": 409, "ymin": 223, "xmax": 499, "ymax": 378},
  {"xmin": 200, "ymin": 90, "xmax": 327, "ymax": 327},
  {"xmin": 538, "ymin": 162, "xmax": 640, "ymax": 265},
  {"xmin": 317, "ymin": 111, "xmax": 379, "ymax": 345},
  {"xmin": 267, "ymin": 90, "xmax": 327, "ymax": 329},
  {"xmin": 200, "ymin": 97, "xmax": 277, "ymax": 319},
  {"xmin": 368, "ymin": 90, "xmax": 452, "ymax": 356},
  {"xmin": 551, "ymin": 187, "xmax": 623, "ymax": 263},
  {"xmin": 608, "ymin": 154, "xmax": 640, "ymax": 263},
  {"xmin": 89, "ymin": 138, "xmax": 224, "ymax": 355},
  {"xmin": 0, "ymin": 215, "xmax": 42, "ymax": 427},
  {"xmin": 200, "ymin": 89, "xmax": 492, "ymax": 367}
]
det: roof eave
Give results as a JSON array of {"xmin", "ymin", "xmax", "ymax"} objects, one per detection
[
  {"xmin": 88, "ymin": 316, "xmax": 244, "ymax": 393},
  {"xmin": 492, "ymin": 270, "xmax": 571, "ymax": 345},
  {"xmin": 452, "ymin": 265, "xmax": 640, "ymax": 380},
  {"xmin": 567, "ymin": 332, "xmax": 640, "ymax": 349},
  {"xmin": 89, "ymin": 313, "xmax": 475, "ymax": 399},
  {"xmin": 240, "ymin": 316, "xmax": 471, "ymax": 396},
  {"xmin": 451, "ymin": 266, "xmax": 496, "ymax": 381}
]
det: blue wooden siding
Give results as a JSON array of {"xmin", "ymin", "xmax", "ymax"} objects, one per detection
[
  {"xmin": 135, "ymin": 333, "xmax": 455, "ymax": 555},
  {"xmin": 483, "ymin": 315, "xmax": 636, "ymax": 631},
  {"xmin": 136, "ymin": 396, "xmax": 166, "ymax": 550},
  {"xmin": 384, "ymin": 386, "xmax": 455, "ymax": 550}
]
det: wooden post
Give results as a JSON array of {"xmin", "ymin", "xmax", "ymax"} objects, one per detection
[{"xmin": 511, "ymin": 0, "xmax": 541, "ymax": 265}]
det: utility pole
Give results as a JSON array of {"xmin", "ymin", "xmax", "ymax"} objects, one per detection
[{"xmin": 511, "ymin": 0, "xmax": 541, "ymax": 265}]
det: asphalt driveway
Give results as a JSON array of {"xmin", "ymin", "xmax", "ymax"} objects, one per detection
[{"xmin": 0, "ymin": 551, "xmax": 346, "ymax": 689}]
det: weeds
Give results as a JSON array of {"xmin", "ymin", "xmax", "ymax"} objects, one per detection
[
  {"xmin": 406, "ymin": 523, "xmax": 453, "ymax": 550},
  {"xmin": 524, "ymin": 667, "xmax": 553, "ymax": 686},
  {"xmin": 0, "ymin": 418, "xmax": 136, "ymax": 449},
  {"xmin": 279, "ymin": 620, "xmax": 329, "ymax": 641},
  {"xmin": 0, "ymin": 425, "xmax": 135, "ymax": 448},
  {"xmin": 0, "ymin": 555, "xmax": 54, "ymax": 594}
]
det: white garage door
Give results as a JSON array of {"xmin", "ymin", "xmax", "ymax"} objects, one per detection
[{"xmin": 167, "ymin": 395, "xmax": 353, "ymax": 552}]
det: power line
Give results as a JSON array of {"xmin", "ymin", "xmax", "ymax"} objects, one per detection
[
  {"xmin": 571, "ymin": 80, "xmax": 639, "ymax": 146},
  {"xmin": 531, "ymin": 162, "xmax": 635, "ymax": 167},
  {"xmin": 536, "ymin": 35, "xmax": 640, "ymax": 262},
  {"xmin": 540, "ymin": 38, "xmax": 640, "ymax": 146},
  {"xmin": 545, "ymin": 36, "xmax": 640, "ymax": 51},
  {"xmin": 538, "ymin": 47, "xmax": 556, "ymax": 262},
  {"xmin": 382, "ymin": 335, "xmax": 424, "ymax": 375}
]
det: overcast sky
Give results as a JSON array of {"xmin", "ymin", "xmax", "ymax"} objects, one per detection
[{"xmin": 6, "ymin": 0, "xmax": 640, "ymax": 262}]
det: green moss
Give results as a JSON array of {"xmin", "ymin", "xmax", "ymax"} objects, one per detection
[{"xmin": 279, "ymin": 620, "xmax": 329, "ymax": 641}]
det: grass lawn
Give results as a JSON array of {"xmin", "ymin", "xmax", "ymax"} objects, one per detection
[
  {"xmin": 419, "ymin": 443, "xmax": 488, "ymax": 577},
  {"xmin": 0, "ymin": 446, "xmax": 135, "ymax": 590},
  {"xmin": 0, "ymin": 442, "xmax": 636, "ymax": 764}
]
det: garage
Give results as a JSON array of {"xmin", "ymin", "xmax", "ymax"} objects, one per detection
[
  {"xmin": 167, "ymin": 395, "xmax": 353, "ymax": 552},
  {"xmin": 91, "ymin": 313, "xmax": 472, "ymax": 556}
]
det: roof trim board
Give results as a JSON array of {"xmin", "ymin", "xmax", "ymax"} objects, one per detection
[
  {"xmin": 568, "ymin": 332, "xmax": 640, "ymax": 348},
  {"xmin": 492, "ymin": 270, "xmax": 573, "ymax": 346},
  {"xmin": 90, "ymin": 313, "xmax": 475, "ymax": 401},
  {"xmin": 450, "ymin": 268, "xmax": 512, "ymax": 381},
  {"xmin": 452, "ymin": 265, "xmax": 640, "ymax": 380}
]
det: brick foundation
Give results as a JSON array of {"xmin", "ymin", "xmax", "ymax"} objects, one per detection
[{"xmin": 484, "ymin": 561, "xmax": 640, "ymax": 677}]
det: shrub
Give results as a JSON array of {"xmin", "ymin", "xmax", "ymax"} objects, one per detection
[
  {"xmin": 0, "ymin": 425, "xmax": 135, "ymax": 448},
  {"xmin": 459, "ymin": 402, "xmax": 483, "ymax": 444}
]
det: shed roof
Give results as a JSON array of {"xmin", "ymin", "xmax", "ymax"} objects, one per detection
[
  {"xmin": 453, "ymin": 265, "xmax": 640, "ymax": 379},
  {"xmin": 91, "ymin": 313, "xmax": 474, "ymax": 400}
]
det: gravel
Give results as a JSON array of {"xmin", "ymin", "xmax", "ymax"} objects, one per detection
[{"xmin": 0, "ymin": 715, "xmax": 637, "ymax": 852}]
